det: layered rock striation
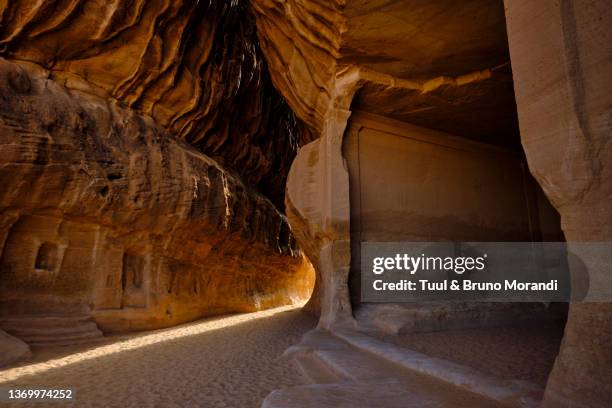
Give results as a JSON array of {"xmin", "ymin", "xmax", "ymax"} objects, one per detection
[
  {"xmin": 0, "ymin": 0, "xmax": 300, "ymax": 209},
  {"xmin": 251, "ymin": 0, "xmax": 525, "ymax": 324},
  {"xmin": 0, "ymin": 1, "xmax": 314, "ymax": 336},
  {"xmin": 0, "ymin": 59, "xmax": 313, "ymax": 332}
]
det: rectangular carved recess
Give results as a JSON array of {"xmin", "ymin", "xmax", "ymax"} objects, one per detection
[{"xmin": 121, "ymin": 253, "xmax": 147, "ymax": 309}]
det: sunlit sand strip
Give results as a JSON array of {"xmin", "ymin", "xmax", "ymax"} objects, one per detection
[{"xmin": 0, "ymin": 303, "xmax": 305, "ymax": 384}]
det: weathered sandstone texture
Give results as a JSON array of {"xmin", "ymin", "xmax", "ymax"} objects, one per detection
[
  {"xmin": 0, "ymin": 0, "xmax": 316, "ymax": 337},
  {"xmin": 0, "ymin": 329, "xmax": 30, "ymax": 367},
  {"xmin": 0, "ymin": 0, "xmax": 300, "ymax": 209},
  {"xmin": 253, "ymin": 0, "xmax": 519, "ymax": 146},
  {"xmin": 254, "ymin": 1, "xmax": 609, "ymax": 406},
  {"xmin": 0, "ymin": 58, "xmax": 313, "ymax": 332},
  {"xmin": 252, "ymin": 0, "xmax": 345, "ymax": 142},
  {"xmin": 505, "ymin": 0, "xmax": 612, "ymax": 406},
  {"xmin": 285, "ymin": 105, "xmax": 353, "ymax": 325},
  {"xmin": 253, "ymin": 0, "xmax": 524, "ymax": 328}
]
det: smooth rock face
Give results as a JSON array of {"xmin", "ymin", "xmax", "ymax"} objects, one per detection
[
  {"xmin": 344, "ymin": 112, "xmax": 558, "ymax": 243},
  {"xmin": 0, "ymin": 329, "xmax": 31, "ymax": 367},
  {"xmin": 285, "ymin": 117, "xmax": 352, "ymax": 327},
  {"xmin": 343, "ymin": 112, "xmax": 563, "ymax": 306},
  {"xmin": 505, "ymin": 1, "xmax": 612, "ymax": 406},
  {"xmin": 0, "ymin": 59, "xmax": 314, "ymax": 332}
]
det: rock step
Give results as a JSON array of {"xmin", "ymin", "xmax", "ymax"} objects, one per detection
[
  {"xmin": 11, "ymin": 328, "xmax": 103, "ymax": 343},
  {"xmin": 292, "ymin": 351, "xmax": 342, "ymax": 385},
  {"xmin": 0, "ymin": 314, "xmax": 93, "ymax": 330},
  {"xmin": 268, "ymin": 329, "xmax": 505, "ymax": 408},
  {"xmin": 334, "ymin": 329, "xmax": 542, "ymax": 408},
  {"xmin": 355, "ymin": 303, "xmax": 564, "ymax": 335},
  {"xmin": 6, "ymin": 321, "xmax": 101, "ymax": 338},
  {"xmin": 1, "ymin": 330, "xmax": 32, "ymax": 367},
  {"xmin": 280, "ymin": 328, "xmax": 545, "ymax": 407},
  {"xmin": 0, "ymin": 315, "xmax": 104, "ymax": 348}
]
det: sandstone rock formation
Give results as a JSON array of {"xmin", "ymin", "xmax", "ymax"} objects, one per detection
[
  {"xmin": 253, "ymin": 0, "xmax": 518, "ymax": 146},
  {"xmin": 0, "ymin": 315, "xmax": 104, "ymax": 347},
  {"xmin": 252, "ymin": 0, "xmax": 345, "ymax": 142},
  {"xmin": 0, "ymin": 1, "xmax": 610, "ymax": 406},
  {"xmin": 252, "ymin": 0, "xmax": 610, "ymax": 407},
  {"xmin": 0, "ymin": 0, "xmax": 300, "ymax": 209},
  {"xmin": 0, "ymin": 58, "xmax": 313, "ymax": 332},
  {"xmin": 505, "ymin": 1, "xmax": 612, "ymax": 406},
  {"xmin": 0, "ymin": 0, "xmax": 315, "ymax": 336},
  {"xmin": 253, "ymin": 0, "xmax": 522, "ymax": 328},
  {"xmin": 343, "ymin": 111, "xmax": 564, "ymax": 308}
]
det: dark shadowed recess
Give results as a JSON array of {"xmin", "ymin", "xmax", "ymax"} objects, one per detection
[{"xmin": 191, "ymin": 0, "xmax": 302, "ymax": 210}]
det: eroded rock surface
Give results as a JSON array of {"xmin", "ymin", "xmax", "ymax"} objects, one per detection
[
  {"xmin": 253, "ymin": 0, "xmax": 519, "ymax": 147},
  {"xmin": 252, "ymin": 0, "xmax": 345, "ymax": 142},
  {"xmin": 0, "ymin": 0, "xmax": 300, "ymax": 208},
  {"xmin": 0, "ymin": 59, "xmax": 313, "ymax": 332},
  {"xmin": 255, "ymin": 1, "xmax": 610, "ymax": 406},
  {"xmin": 0, "ymin": 0, "xmax": 316, "ymax": 335},
  {"xmin": 257, "ymin": 0, "xmax": 524, "ymax": 328}
]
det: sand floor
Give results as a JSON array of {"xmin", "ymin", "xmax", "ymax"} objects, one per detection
[
  {"xmin": 371, "ymin": 320, "xmax": 565, "ymax": 387},
  {"xmin": 0, "ymin": 304, "xmax": 316, "ymax": 408}
]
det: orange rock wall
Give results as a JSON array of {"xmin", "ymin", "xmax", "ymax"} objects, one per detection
[
  {"xmin": 0, "ymin": 58, "xmax": 313, "ymax": 332},
  {"xmin": 0, "ymin": 0, "xmax": 300, "ymax": 208}
]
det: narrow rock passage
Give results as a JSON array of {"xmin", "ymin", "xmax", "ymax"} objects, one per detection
[{"xmin": 0, "ymin": 304, "xmax": 316, "ymax": 408}]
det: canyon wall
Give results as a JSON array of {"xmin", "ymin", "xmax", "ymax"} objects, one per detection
[
  {"xmin": 0, "ymin": 0, "xmax": 314, "ymax": 336},
  {"xmin": 1, "ymin": 3, "xmax": 609, "ymax": 407},
  {"xmin": 0, "ymin": 58, "xmax": 313, "ymax": 332},
  {"xmin": 505, "ymin": 0, "xmax": 612, "ymax": 406},
  {"xmin": 252, "ymin": 0, "xmax": 345, "ymax": 143},
  {"xmin": 0, "ymin": 0, "xmax": 300, "ymax": 209}
]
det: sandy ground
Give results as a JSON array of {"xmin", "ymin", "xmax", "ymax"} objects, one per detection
[
  {"xmin": 371, "ymin": 320, "xmax": 565, "ymax": 386},
  {"xmin": 0, "ymin": 304, "xmax": 316, "ymax": 408}
]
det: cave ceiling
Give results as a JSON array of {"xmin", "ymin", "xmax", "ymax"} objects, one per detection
[
  {"xmin": 253, "ymin": 0, "xmax": 520, "ymax": 149},
  {"xmin": 344, "ymin": 0, "xmax": 519, "ymax": 148}
]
